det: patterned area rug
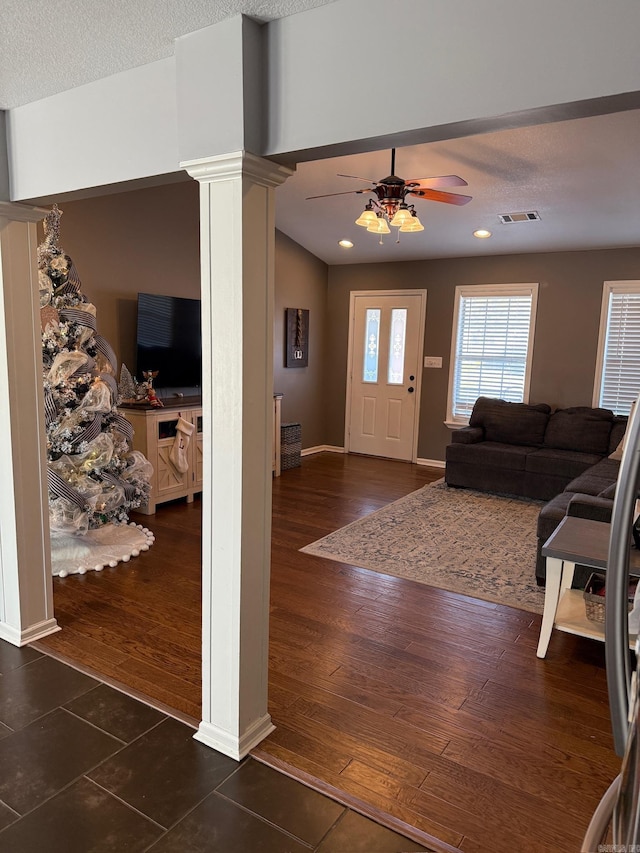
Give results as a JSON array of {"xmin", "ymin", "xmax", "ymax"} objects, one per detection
[{"xmin": 301, "ymin": 480, "xmax": 546, "ymax": 614}]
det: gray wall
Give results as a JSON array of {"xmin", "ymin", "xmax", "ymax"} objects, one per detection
[
  {"xmin": 43, "ymin": 180, "xmax": 201, "ymax": 378},
  {"xmin": 327, "ymin": 248, "xmax": 640, "ymax": 461},
  {"xmin": 274, "ymin": 232, "xmax": 328, "ymax": 449}
]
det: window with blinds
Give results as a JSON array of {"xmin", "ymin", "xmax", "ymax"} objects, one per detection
[
  {"xmin": 447, "ymin": 283, "xmax": 539, "ymax": 423},
  {"xmin": 595, "ymin": 282, "xmax": 640, "ymax": 416}
]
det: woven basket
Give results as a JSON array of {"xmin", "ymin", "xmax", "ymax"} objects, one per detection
[
  {"xmin": 583, "ymin": 572, "xmax": 634, "ymax": 623},
  {"xmin": 583, "ymin": 573, "xmax": 607, "ymax": 623},
  {"xmin": 281, "ymin": 422, "xmax": 302, "ymax": 471}
]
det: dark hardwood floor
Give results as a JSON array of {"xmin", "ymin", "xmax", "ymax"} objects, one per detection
[{"xmin": 38, "ymin": 452, "xmax": 619, "ymax": 852}]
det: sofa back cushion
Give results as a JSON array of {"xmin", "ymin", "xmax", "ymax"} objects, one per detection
[
  {"xmin": 543, "ymin": 406, "xmax": 614, "ymax": 455},
  {"xmin": 609, "ymin": 415, "xmax": 628, "ymax": 458},
  {"xmin": 469, "ymin": 397, "xmax": 551, "ymax": 446}
]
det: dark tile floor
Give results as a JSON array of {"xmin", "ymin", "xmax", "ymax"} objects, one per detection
[{"xmin": 0, "ymin": 639, "xmax": 432, "ymax": 852}]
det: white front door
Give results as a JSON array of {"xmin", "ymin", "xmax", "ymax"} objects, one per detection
[{"xmin": 346, "ymin": 290, "xmax": 426, "ymax": 461}]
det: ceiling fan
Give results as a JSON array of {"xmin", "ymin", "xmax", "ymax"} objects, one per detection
[{"xmin": 306, "ymin": 148, "xmax": 472, "ymax": 238}]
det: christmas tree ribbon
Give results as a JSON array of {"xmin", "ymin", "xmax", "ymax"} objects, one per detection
[
  {"xmin": 100, "ymin": 470, "xmax": 138, "ymax": 501},
  {"xmin": 43, "ymin": 388, "xmax": 57, "ymax": 426},
  {"xmin": 113, "ymin": 414, "xmax": 134, "ymax": 442},
  {"xmin": 70, "ymin": 413, "xmax": 103, "ymax": 447},
  {"xmin": 67, "ymin": 262, "xmax": 82, "ymax": 288},
  {"xmin": 59, "ymin": 308, "xmax": 97, "ymax": 330},
  {"xmin": 47, "ymin": 467, "xmax": 88, "ymax": 511},
  {"xmin": 99, "ymin": 372, "xmax": 118, "ymax": 400},
  {"xmin": 70, "ymin": 356, "xmax": 96, "ymax": 377},
  {"xmin": 55, "ymin": 280, "xmax": 81, "ymax": 296},
  {"xmin": 94, "ymin": 335, "xmax": 117, "ymax": 373}
]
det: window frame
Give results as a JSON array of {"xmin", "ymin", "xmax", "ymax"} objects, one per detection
[
  {"xmin": 593, "ymin": 280, "xmax": 640, "ymax": 415},
  {"xmin": 445, "ymin": 282, "xmax": 539, "ymax": 426}
]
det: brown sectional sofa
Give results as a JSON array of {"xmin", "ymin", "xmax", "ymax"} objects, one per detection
[{"xmin": 444, "ymin": 397, "xmax": 627, "ymax": 585}]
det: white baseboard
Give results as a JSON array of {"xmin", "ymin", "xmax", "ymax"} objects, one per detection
[
  {"xmin": 416, "ymin": 458, "xmax": 445, "ymax": 468},
  {"xmin": 301, "ymin": 445, "xmax": 345, "ymax": 456},
  {"xmin": 301, "ymin": 448, "xmax": 444, "ymax": 466}
]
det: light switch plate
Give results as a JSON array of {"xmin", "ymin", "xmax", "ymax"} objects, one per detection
[{"xmin": 424, "ymin": 356, "xmax": 442, "ymax": 368}]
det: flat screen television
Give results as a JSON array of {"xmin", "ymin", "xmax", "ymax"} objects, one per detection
[{"xmin": 135, "ymin": 292, "xmax": 201, "ymax": 393}]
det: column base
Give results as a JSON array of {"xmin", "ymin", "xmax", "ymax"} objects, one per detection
[
  {"xmin": 0, "ymin": 617, "xmax": 60, "ymax": 647},
  {"xmin": 194, "ymin": 714, "xmax": 276, "ymax": 761}
]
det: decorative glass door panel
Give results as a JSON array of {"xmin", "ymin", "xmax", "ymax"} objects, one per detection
[
  {"xmin": 388, "ymin": 308, "xmax": 407, "ymax": 384},
  {"xmin": 363, "ymin": 309, "xmax": 381, "ymax": 383}
]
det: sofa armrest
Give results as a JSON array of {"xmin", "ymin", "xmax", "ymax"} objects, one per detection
[
  {"xmin": 451, "ymin": 426, "xmax": 484, "ymax": 445},
  {"xmin": 567, "ymin": 492, "xmax": 614, "ymax": 524}
]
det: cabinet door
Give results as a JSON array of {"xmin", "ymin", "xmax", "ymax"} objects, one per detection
[{"xmin": 155, "ymin": 415, "xmax": 189, "ymax": 497}]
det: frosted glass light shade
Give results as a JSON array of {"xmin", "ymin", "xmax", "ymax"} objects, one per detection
[
  {"xmin": 355, "ymin": 209, "xmax": 378, "ymax": 227},
  {"xmin": 400, "ymin": 216, "xmax": 424, "ymax": 232},
  {"xmin": 367, "ymin": 216, "xmax": 391, "ymax": 234},
  {"xmin": 390, "ymin": 207, "xmax": 413, "ymax": 228}
]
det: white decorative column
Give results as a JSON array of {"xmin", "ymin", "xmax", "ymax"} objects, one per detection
[
  {"xmin": 182, "ymin": 151, "xmax": 293, "ymax": 760},
  {"xmin": 0, "ymin": 203, "xmax": 59, "ymax": 645}
]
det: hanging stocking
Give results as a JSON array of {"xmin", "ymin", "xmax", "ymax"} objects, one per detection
[{"xmin": 169, "ymin": 416, "xmax": 195, "ymax": 474}]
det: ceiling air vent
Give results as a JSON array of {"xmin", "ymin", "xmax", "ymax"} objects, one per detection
[{"xmin": 498, "ymin": 211, "xmax": 541, "ymax": 224}]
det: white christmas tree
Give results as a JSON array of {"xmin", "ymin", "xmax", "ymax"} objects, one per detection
[{"xmin": 39, "ymin": 205, "xmax": 154, "ymax": 575}]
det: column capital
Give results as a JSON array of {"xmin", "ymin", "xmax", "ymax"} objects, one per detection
[
  {"xmin": 0, "ymin": 202, "xmax": 48, "ymax": 224},
  {"xmin": 181, "ymin": 151, "xmax": 294, "ymax": 189}
]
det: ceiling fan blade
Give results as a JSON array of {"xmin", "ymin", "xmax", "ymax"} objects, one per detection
[
  {"xmin": 306, "ymin": 188, "xmax": 372, "ymax": 199},
  {"xmin": 336, "ymin": 173, "xmax": 378, "ymax": 183},
  {"xmin": 406, "ymin": 175, "xmax": 468, "ymax": 189},
  {"xmin": 409, "ymin": 188, "xmax": 472, "ymax": 205}
]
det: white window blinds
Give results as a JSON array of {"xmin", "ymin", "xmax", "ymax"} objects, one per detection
[
  {"xmin": 597, "ymin": 285, "xmax": 640, "ymax": 415},
  {"xmin": 449, "ymin": 285, "xmax": 538, "ymax": 421}
]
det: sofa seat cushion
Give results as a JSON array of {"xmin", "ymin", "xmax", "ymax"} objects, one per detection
[
  {"xmin": 586, "ymin": 457, "xmax": 621, "ymax": 480},
  {"xmin": 469, "ymin": 397, "xmax": 550, "ymax": 446},
  {"xmin": 525, "ymin": 448, "xmax": 603, "ymax": 480},
  {"xmin": 446, "ymin": 441, "xmax": 533, "ymax": 471},
  {"xmin": 543, "ymin": 406, "xmax": 614, "ymax": 455},
  {"xmin": 563, "ymin": 457, "xmax": 620, "ymax": 496},
  {"xmin": 565, "ymin": 471, "xmax": 616, "ymax": 497}
]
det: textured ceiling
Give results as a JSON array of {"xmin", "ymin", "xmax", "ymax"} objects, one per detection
[{"xmin": 0, "ymin": 0, "xmax": 337, "ymax": 109}]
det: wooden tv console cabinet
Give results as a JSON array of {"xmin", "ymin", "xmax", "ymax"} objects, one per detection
[
  {"xmin": 121, "ymin": 394, "xmax": 283, "ymax": 514},
  {"xmin": 120, "ymin": 399, "xmax": 203, "ymax": 515}
]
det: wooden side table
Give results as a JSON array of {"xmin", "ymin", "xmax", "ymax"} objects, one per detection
[{"xmin": 537, "ymin": 515, "xmax": 640, "ymax": 658}]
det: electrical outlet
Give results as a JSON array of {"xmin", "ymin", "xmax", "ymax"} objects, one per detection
[{"xmin": 424, "ymin": 356, "xmax": 442, "ymax": 368}]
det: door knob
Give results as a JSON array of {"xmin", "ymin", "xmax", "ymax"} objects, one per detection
[{"xmin": 408, "ymin": 387, "xmax": 414, "ymax": 393}]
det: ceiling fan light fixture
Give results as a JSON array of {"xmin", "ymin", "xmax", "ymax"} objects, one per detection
[
  {"xmin": 367, "ymin": 215, "xmax": 391, "ymax": 234},
  {"xmin": 308, "ymin": 149, "xmax": 470, "ymax": 244},
  {"xmin": 355, "ymin": 205, "xmax": 378, "ymax": 227}
]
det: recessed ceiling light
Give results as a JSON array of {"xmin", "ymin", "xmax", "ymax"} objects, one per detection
[
  {"xmin": 473, "ymin": 229, "xmax": 492, "ymax": 239},
  {"xmin": 338, "ymin": 239, "xmax": 354, "ymax": 248}
]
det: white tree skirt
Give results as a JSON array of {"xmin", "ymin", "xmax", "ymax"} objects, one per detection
[{"xmin": 51, "ymin": 522, "xmax": 154, "ymax": 577}]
